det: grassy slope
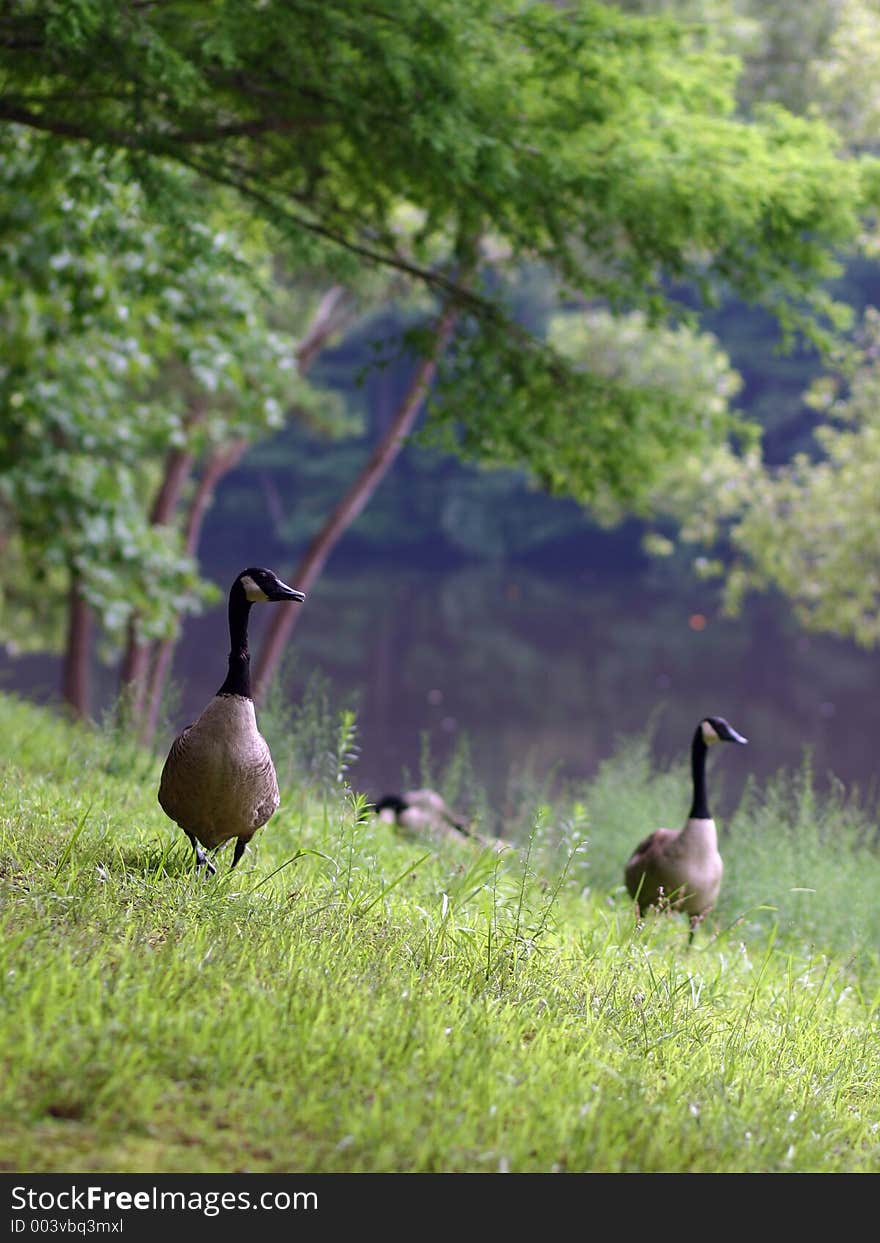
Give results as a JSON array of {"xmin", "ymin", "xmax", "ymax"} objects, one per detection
[{"xmin": 1, "ymin": 692, "xmax": 879, "ymax": 1173}]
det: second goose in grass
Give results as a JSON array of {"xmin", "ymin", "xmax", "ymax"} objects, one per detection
[
  {"xmin": 624, "ymin": 715, "xmax": 747, "ymax": 940},
  {"xmin": 373, "ymin": 788, "xmax": 510, "ymax": 853},
  {"xmin": 158, "ymin": 567, "xmax": 305, "ymax": 874}
]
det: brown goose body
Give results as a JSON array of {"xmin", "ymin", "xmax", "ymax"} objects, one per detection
[
  {"xmin": 624, "ymin": 716, "xmax": 747, "ymax": 937},
  {"xmin": 624, "ymin": 817, "xmax": 722, "ymax": 919},
  {"xmin": 157, "ymin": 567, "xmax": 305, "ymax": 873}
]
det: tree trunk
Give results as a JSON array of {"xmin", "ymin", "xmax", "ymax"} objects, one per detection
[
  {"xmin": 251, "ymin": 300, "xmax": 461, "ymax": 704},
  {"xmin": 118, "ymin": 640, "xmax": 152, "ymax": 723},
  {"xmin": 62, "ymin": 576, "xmax": 92, "ymax": 720},
  {"xmin": 139, "ymin": 637, "xmax": 179, "ymax": 744}
]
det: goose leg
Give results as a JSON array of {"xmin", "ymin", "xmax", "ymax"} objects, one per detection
[
  {"xmin": 230, "ymin": 838, "xmax": 247, "ymax": 870},
  {"xmin": 197, "ymin": 847, "xmax": 217, "ymax": 875},
  {"xmin": 185, "ymin": 831, "xmax": 217, "ymax": 876}
]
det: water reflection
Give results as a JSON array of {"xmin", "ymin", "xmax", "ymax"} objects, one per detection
[{"xmin": 2, "ymin": 560, "xmax": 874, "ymax": 816}]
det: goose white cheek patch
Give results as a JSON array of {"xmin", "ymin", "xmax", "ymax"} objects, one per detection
[
  {"xmin": 701, "ymin": 721, "xmax": 720, "ymax": 744},
  {"xmin": 240, "ymin": 574, "xmax": 269, "ymax": 602}
]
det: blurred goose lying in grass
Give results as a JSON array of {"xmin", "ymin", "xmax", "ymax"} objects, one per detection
[
  {"xmin": 158, "ymin": 566, "xmax": 306, "ymax": 874},
  {"xmin": 624, "ymin": 715, "xmax": 747, "ymax": 942},
  {"xmin": 372, "ymin": 788, "xmax": 511, "ymax": 853}
]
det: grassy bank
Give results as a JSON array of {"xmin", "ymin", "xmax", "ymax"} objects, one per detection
[{"xmin": 1, "ymin": 692, "xmax": 879, "ymax": 1172}]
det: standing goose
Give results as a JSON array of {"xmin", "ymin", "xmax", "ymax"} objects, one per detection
[
  {"xmin": 624, "ymin": 715, "xmax": 747, "ymax": 940},
  {"xmin": 158, "ymin": 566, "xmax": 305, "ymax": 874},
  {"xmin": 373, "ymin": 788, "xmax": 511, "ymax": 853}
]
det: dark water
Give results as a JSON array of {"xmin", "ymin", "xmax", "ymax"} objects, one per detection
[{"xmin": 3, "ymin": 558, "xmax": 874, "ymax": 817}]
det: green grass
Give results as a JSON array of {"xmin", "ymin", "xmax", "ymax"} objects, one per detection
[{"xmin": 2, "ymin": 692, "xmax": 880, "ymax": 1172}]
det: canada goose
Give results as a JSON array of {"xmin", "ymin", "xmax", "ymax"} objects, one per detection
[
  {"xmin": 158, "ymin": 566, "xmax": 306, "ymax": 874},
  {"xmin": 373, "ymin": 788, "xmax": 510, "ymax": 853},
  {"xmin": 624, "ymin": 715, "xmax": 747, "ymax": 941}
]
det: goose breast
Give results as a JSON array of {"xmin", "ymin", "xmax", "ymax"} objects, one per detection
[{"xmin": 158, "ymin": 696, "xmax": 279, "ymax": 849}]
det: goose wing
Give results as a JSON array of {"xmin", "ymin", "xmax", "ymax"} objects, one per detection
[
  {"xmin": 157, "ymin": 723, "xmax": 195, "ymax": 821},
  {"xmin": 626, "ymin": 826, "xmax": 678, "ymax": 864},
  {"xmin": 624, "ymin": 827, "xmax": 679, "ymax": 899}
]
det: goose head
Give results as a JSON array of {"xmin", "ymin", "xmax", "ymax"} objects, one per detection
[
  {"xmin": 236, "ymin": 567, "xmax": 306, "ymax": 604},
  {"xmin": 373, "ymin": 794, "xmax": 408, "ymax": 824},
  {"xmin": 700, "ymin": 716, "xmax": 748, "ymax": 746}
]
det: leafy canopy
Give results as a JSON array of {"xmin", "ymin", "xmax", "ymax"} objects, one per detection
[
  {"xmin": 0, "ymin": 127, "xmax": 331, "ymax": 648},
  {"xmin": 1, "ymin": 1, "xmax": 878, "ymax": 511},
  {"xmin": 643, "ymin": 308, "xmax": 880, "ymax": 647}
]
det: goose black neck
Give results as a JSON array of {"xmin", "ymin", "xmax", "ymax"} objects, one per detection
[
  {"xmin": 216, "ymin": 584, "xmax": 253, "ymax": 699},
  {"xmin": 689, "ymin": 727, "xmax": 710, "ymax": 819}
]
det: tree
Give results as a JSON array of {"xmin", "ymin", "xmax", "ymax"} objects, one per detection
[
  {"xmin": 640, "ymin": 308, "xmax": 880, "ymax": 647},
  {"xmin": 252, "ymin": 293, "xmax": 464, "ymax": 701},
  {"xmin": 734, "ymin": 0, "xmax": 880, "ymax": 149},
  {"xmin": 0, "ymin": 128, "xmax": 341, "ymax": 717},
  {"xmin": 129, "ymin": 279, "xmax": 362, "ymax": 743},
  {"xmin": 608, "ymin": 0, "xmax": 880, "ymax": 648}
]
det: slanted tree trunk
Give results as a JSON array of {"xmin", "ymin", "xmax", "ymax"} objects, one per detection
[
  {"xmin": 135, "ymin": 286, "xmax": 352, "ymax": 745},
  {"xmin": 251, "ymin": 299, "xmax": 461, "ymax": 704},
  {"xmin": 62, "ymin": 575, "xmax": 92, "ymax": 720},
  {"xmin": 292, "ymin": 285, "xmax": 350, "ymax": 372}
]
